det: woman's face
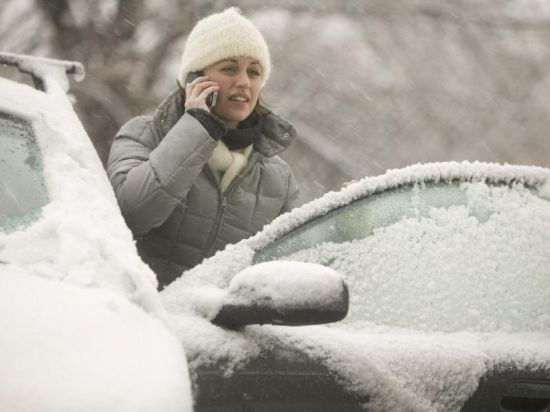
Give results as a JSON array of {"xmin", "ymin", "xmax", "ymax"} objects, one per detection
[{"xmin": 204, "ymin": 56, "xmax": 262, "ymax": 128}]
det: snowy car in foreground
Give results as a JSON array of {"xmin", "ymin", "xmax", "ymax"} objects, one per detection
[
  {"xmin": 0, "ymin": 53, "xmax": 192, "ymax": 411},
  {"xmin": 162, "ymin": 161, "xmax": 550, "ymax": 411}
]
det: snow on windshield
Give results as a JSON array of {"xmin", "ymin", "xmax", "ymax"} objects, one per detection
[{"xmin": 282, "ymin": 181, "xmax": 550, "ymax": 333}]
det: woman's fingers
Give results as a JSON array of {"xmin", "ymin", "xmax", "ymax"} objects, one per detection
[
  {"xmin": 188, "ymin": 75, "xmax": 208, "ymax": 86},
  {"xmin": 197, "ymin": 85, "xmax": 218, "ymax": 101},
  {"xmin": 187, "ymin": 75, "xmax": 209, "ymax": 90},
  {"xmin": 185, "ymin": 77, "xmax": 219, "ymax": 110},
  {"xmin": 186, "ymin": 77, "xmax": 215, "ymax": 97},
  {"xmin": 192, "ymin": 81, "xmax": 218, "ymax": 96}
]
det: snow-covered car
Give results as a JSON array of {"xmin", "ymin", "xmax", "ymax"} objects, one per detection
[
  {"xmin": 162, "ymin": 162, "xmax": 550, "ymax": 411},
  {"xmin": 0, "ymin": 53, "xmax": 193, "ymax": 411}
]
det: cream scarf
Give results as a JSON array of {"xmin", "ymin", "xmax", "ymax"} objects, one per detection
[{"xmin": 208, "ymin": 141, "xmax": 253, "ymax": 192}]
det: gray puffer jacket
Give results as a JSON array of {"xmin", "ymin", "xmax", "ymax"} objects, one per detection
[{"xmin": 107, "ymin": 89, "xmax": 300, "ymax": 288}]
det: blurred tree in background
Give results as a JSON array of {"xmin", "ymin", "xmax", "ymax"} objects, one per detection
[
  {"xmin": 1, "ymin": 0, "xmax": 220, "ymax": 164},
  {"xmin": 1, "ymin": 0, "xmax": 550, "ymax": 202}
]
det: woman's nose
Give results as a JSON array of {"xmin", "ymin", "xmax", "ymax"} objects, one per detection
[{"xmin": 235, "ymin": 71, "xmax": 250, "ymax": 88}]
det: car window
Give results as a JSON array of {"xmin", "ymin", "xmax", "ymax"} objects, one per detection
[
  {"xmin": 254, "ymin": 181, "xmax": 550, "ymax": 332},
  {"xmin": 0, "ymin": 112, "xmax": 48, "ymax": 232}
]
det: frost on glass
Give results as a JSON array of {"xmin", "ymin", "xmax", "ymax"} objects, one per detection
[
  {"xmin": 255, "ymin": 181, "xmax": 550, "ymax": 332},
  {"xmin": 0, "ymin": 112, "xmax": 48, "ymax": 232}
]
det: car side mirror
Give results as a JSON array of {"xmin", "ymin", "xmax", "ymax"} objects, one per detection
[{"xmin": 211, "ymin": 261, "xmax": 349, "ymax": 329}]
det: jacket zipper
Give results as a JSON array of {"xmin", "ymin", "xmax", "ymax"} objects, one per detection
[{"xmin": 203, "ymin": 153, "xmax": 260, "ymax": 258}]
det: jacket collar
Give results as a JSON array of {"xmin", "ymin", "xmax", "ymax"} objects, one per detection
[{"xmin": 152, "ymin": 88, "xmax": 296, "ymax": 157}]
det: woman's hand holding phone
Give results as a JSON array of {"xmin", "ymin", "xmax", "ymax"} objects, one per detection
[{"xmin": 184, "ymin": 72, "xmax": 219, "ymax": 112}]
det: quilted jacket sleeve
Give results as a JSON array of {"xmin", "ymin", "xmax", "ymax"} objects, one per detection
[{"xmin": 107, "ymin": 114, "xmax": 218, "ymax": 235}]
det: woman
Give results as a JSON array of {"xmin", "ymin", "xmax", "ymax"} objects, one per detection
[{"xmin": 107, "ymin": 8, "xmax": 300, "ymax": 289}]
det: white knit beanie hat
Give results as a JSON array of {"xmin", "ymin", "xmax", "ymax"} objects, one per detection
[{"xmin": 178, "ymin": 7, "xmax": 271, "ymax": 87}]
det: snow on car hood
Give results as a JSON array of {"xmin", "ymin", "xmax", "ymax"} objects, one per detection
[
  {"xmin": 163, "ymin": 161, "xmax": 550, "ymax": 411},
  {"xmin": 0, "ymin": 268, "xmax": 192, "ymax": 412}
]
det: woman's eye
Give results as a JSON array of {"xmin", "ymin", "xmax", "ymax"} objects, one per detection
[
  {"xmin": 222, "ymin": 66, "xmax": 237, "ymax": 73},
  {"xmin": 248, "ymin": 70, "xmax": 261, "ymax": 77}
]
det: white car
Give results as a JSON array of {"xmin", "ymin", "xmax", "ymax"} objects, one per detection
[{"xmin": 0, "ymin": 53, "xmax": 193, "ymax": 412}]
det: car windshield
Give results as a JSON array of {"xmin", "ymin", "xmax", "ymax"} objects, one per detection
[
  {"xmin": 254, "ymin": 180, "xmax": 550, "ymax": 332},
  {"xmin": 0, "ymin": 112, "xmax": 48, "ymax": 232}
]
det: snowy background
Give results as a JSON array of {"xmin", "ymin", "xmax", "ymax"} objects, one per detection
[{"xmin": 1, "ymin": 0, "xmax": 550, "ymax": 201}]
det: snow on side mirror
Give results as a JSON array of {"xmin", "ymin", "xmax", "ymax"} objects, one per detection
[{"xmin": 212, "ymin": 261, "xmax": 349, "ymax": 329}]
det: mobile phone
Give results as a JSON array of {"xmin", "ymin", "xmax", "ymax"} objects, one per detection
[{"xmin": 185, "ymin": 71, "xmax": 218, "ymax": 108}]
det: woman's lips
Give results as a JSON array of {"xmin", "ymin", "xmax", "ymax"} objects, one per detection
[
  {"xmin": 229, "ymin": 94, "xmax": 250, "ymax": 103},
  {"xmin": 227, "ymin": 95, "xmax": 250, "ymax": 109}
]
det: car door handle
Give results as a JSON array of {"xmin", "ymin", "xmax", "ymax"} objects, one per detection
[{"xmin": 501, "ymin": 381, "xmax": 550, "ymax": 412}]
